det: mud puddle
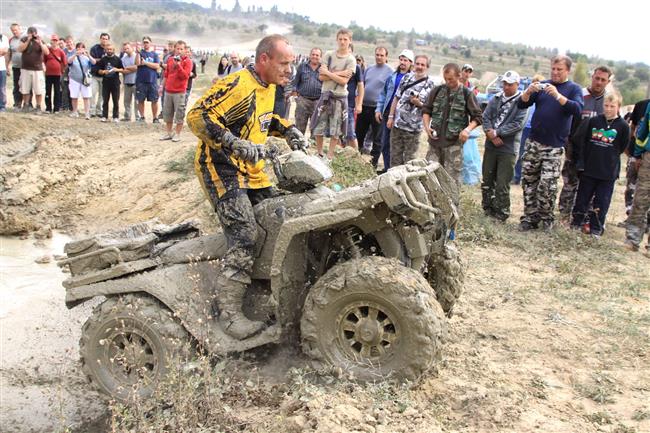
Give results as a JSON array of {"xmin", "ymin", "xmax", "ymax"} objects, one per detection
[{"xmin": 0, "ymin": 234, "xmax": 109, "ymax": 433}]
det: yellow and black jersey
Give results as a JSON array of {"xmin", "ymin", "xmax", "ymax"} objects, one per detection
[{"xmin": 187, "ymin": 66, "xmax": 292, "ymax": 201}]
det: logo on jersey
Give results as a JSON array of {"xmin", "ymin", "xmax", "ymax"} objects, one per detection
[{"xmin": 258, "ymin": 112, "xmax": 273, "ymax": 132}]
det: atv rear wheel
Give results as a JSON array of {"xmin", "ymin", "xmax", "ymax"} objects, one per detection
[
  {"xmin": 79, "ymin": 294, "xmax": 191, "ymax": 402},
  {"xmin": 427, "ymin": 243, "xmax": 464, "ymax": 317},
  {"xmin": 301, "ymin": 256, "xmax": 447, "ymax": 381}
]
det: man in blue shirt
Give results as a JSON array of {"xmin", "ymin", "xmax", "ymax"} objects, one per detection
[
  {"xmin": 291, "ymin": 48, "xmax": 322, "ymax": 134},
  {"xmin": 135, "ymin": 36, "xmax": 161, "ymax": 123},
  {"xmin": 374, "ymin": 49, "xmax": 413, "ymax": 172},
  {"xmin": 517, "ymin": 55, "xmax": 584, "ymax": 231}
]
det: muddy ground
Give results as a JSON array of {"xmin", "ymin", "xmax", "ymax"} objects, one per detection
[{"xmin": 1, "ymin": 110, "xmax": 649, "ymax": 433}]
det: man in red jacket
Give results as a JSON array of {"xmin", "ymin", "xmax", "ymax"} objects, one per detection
[{"xmin": 160, "ymin": 40, "xmax": 193, "ymax": 142}]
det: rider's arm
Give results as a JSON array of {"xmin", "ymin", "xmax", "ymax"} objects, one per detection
[{"xmin": 186, "ymin": 79, "xmax": 233, "ymax": 149}]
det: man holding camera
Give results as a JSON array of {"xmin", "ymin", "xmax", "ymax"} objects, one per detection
[
  {"xmin": 386, "ymin": 54, "xmax": 434, "ymax": 166},
  {"xmin": 517, "ymin": 55, "xmax": 583, "ymax": 231},
  {"xmin": 17, "ymin": 26, "xmax": 49, "ymax": 112},
  {"xmin": 187, "ymin": 35, "xmax": 309, "ymax": 340},
  {"xmin": 160, "ymin": 40, "xmax": 193, "ymax": 142}
]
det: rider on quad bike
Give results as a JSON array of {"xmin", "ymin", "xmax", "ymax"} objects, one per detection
[{"xmin": 186, "ymin": 35, "xmax": 308, "ymax": 339}]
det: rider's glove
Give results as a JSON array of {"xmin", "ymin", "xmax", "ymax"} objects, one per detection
[
  {"xmin": 232, "ymin": 140, "xmax": 266, "ymax": 164},
  {"xmin": 285, "ymin": 126, "xmax": 310, "ymax": 151},
  {"xmin": 222, "ymin": 131, "xmax": 265, "ymax": 164}
]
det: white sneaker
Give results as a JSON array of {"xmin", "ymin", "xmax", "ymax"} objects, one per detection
[
  {"xmin": 85, "ymin": 113, "xmax": 91, "ymax": 120},
  {"xmin": 69, "ymin": 112, "xmax": 79, "ymax": 118},
  {"xmin": 160, "ymin": 133, "xmax": 173, "ymax": 141},
  {"xmin": 171, "ymin": 134, "xmax": 181, "ymax": 142},
  {"xmin": 113, "ymin": 118, "xmax": 120, "ymax": 123},
  {"xmin": 100, "ymin": 117, "xmax": 107, "ymax": 122}
]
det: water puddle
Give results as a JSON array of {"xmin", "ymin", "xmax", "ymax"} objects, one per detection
[{"xmin": 0, "ymin": 233, "xmax": 70, "ymax": 318}]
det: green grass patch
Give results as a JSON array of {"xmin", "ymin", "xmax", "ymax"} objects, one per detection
[{"xmin": 165, "ymin": 147, "xmax": 195, "ymax": 176}]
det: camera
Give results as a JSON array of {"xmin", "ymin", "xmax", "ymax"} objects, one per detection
[
  {"xmin": 409, "ymin": 90, "xmax": 417, "ymax": 97},
  {"xmin": 174, "ymin": 55, "xmax": 181, "ymax": 61},
  {"xmin": 537, "ymin": 83, "xmax": 549, "ymax": 90}
]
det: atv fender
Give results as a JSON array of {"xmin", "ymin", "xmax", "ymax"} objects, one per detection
[{"xmin": 65, "ymin": 262, "xmax": 282, "ymax": 354}]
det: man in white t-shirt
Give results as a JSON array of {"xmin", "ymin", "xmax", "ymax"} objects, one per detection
[{"xmin": 311, "ymin": 28, "xmax": 356, "ymax": 159}]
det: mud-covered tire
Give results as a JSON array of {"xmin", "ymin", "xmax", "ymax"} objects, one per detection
[
  {"xmin": 427, "ymin": 243, "xmax": 464, "ymax": 317},
  {"xmin": 301, "ymin": 256, "xmax": 447, "ymax": 381},
  {"xmin": 79, "ymin": 294, "xmax": 192, "ymax": 402}
]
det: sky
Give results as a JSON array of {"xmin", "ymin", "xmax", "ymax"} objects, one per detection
[{"xmin": 188, "ymin": 0, "xmax": 648, "ymax": 65}]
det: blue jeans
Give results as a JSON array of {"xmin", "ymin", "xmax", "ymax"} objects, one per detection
[
  {"xmin": 0, "ymin": 70, "xmax": 6, "ymax": 110},
  {"xmin": 513, "ymin": 127, "xmax": 531, "ymax": 183}
]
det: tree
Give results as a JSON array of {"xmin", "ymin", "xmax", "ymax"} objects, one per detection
[
  {"xmin": 519, "ymin": 57, "xmax": 524, "ymax": 66},
  {"xmin": 533, "ymin": 61, "xmax": 539, "ymax": 72},
  {"xmin": 186, "ymin": 20, "xmax": 205, "ymax": 36},
  {"xmin": 111, "ymin": 22, "xmax": 140, "ymax": 46},
  {"xmin": 54, "ymin": 21, "xmax": 72, "ymax": 38},
  {"xmin": 634, "ymin": 67, "xmax": 650, "ymax": 82},
  {"xmin": 442, "ymin": 46, "xmax": 448, "ymax": 55},
  {"xmin": 389, "ymin": 33, "xmax": 399, "ymax": 49},
  {"xmin": 258, "ymin": 24, "xmax": 268, "ymax": 33},
  {"xmin": 317, "ymin": 25, "xmax": 330, "ymax": 38},
  {"xmin": 488, "ymin": 54, "xmax": 494, "ymax": 62},
  {"xmin": 573, "ymin": 60, "xmax": 589, "ymax": 87},
  {"xmin": 615, "ymin": 66, "xmax": 629, "ymax": 81},
  {"xmin": 292, "ymin": 22, "xmax": 313, "ymax": 36}
]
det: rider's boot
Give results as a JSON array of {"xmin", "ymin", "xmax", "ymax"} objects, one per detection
[{"xmin": 215, "ymin": 276, "xmax": 265, "ymax": 340}]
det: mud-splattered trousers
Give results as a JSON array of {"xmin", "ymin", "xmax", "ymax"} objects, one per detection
[
  {"xmin": 558, "ymin": 156, "xmax": 579, "ymax": 217},
  {"xmin": 625, "ymin": 153, "xmax": 650, "ymax": 250},
  {"xmin": 624, "ymin": 156, "xmax": 639, "ymax": 214},
  {"xmin": 520, "ymin": 139, "xmax": 564, "ymax": 225},
  {"xmin": 390, "ymin": 127, "xmax": 421, "ymax": 167},
  {"xmin": 212, "ymin": 188, "xmax": 273, "ymax": 283},
  {"xmin": 427, "ymin": 141, "xmax": 463, "ymax": 187}
]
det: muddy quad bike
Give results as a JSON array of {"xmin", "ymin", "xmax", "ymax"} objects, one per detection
[{"xmin": 58, "ymin": 150, "xmax": 464, "ymax": 402}]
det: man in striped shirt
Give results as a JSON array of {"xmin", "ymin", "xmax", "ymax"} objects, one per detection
[{"xmin": 291, "ymin": 48, "xmax": 322, "ymax": 134}]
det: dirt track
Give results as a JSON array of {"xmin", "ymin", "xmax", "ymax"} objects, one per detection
[{"xmin": 1, "ymin": 110, "xmax": 649, "ymax": 432}]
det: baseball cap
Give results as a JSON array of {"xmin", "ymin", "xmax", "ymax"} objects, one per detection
[
  {"xmin": 462, "ymin": 63, "xmax": 473, "ymax": 71},
  {"xmin": 399, "ymin": 49, "xmax": 414, "ymax": 62},
  {"xmin": 501, "ymin": 70, "xmax": 521, "ymax": 84}
]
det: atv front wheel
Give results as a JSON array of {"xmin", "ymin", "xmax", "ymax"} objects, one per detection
[
  {"xmin": 427, "ymin": 243, "xmax": 464, "ymax": 317},
  {"xmin": 79, "ymin": 294, "xmax": 191, "ymax": 402},
  {"xmin": 301, "ymin": 256, "xmax": 447, "ymax": 381}
]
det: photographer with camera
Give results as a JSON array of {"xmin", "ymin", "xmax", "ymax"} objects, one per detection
[
  {"xmin": 160, "ymin": 40, "xmax": 193, "ymax": 142},
  {"xmin": 66, "ymin": 42, "xmax": 96, "ymax": 119},
  {"xmin": 386, "ymin": 54, "xmax": 434, "ymax": 167},
  {"xmin": 17, "ymin": 26, "xmax": 49, "ymax": 112},
  {"xmin": 517, "ymin": 55, "xmax": 584, "ymax": 232}
]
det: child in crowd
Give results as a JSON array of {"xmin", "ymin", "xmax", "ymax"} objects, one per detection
[{"xmin": 571, "ymin": 92, "xmax": 630, "ymax": 236}]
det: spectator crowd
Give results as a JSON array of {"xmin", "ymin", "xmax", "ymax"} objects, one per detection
[{"xmin": 1, "ymin": 23, "xmax": 647, "ymax": 254}]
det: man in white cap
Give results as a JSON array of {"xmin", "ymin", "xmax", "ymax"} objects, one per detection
[
  {"xmin": 461, "ymin": 63, "xmax": 477, "ymax": 94},
  {"xmin": 374, "ymin": 48, "xmax": 413, "ymax": 172},
  {"xmin": 481, "ymin": 70, "xmax": 528, "ymax": 221}
]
